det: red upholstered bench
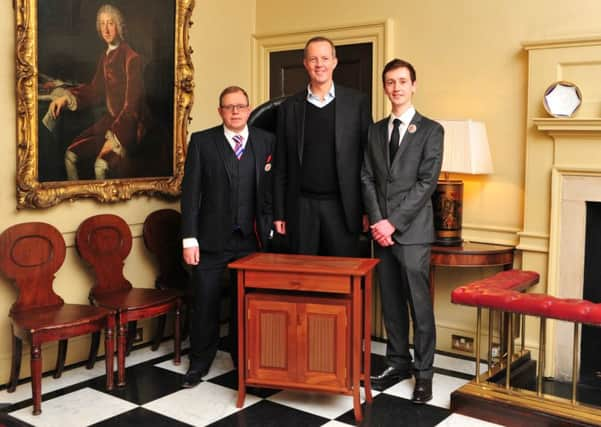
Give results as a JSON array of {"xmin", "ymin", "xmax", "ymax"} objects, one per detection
[
  {"xmin": 451, "ymin": 269, "xmax": 601, "ymax": 326},
  {"xmin": 450, "ymin": 269, "xmax": 601, "ymax": 421}
]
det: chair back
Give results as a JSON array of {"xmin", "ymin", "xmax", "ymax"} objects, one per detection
[
  {"xmin": 76, "ymin": 214, "xmax": 133, "ymax": 296},
  {"xmin": 142, "ymin": 209, "xmax": 188, "ymax": 290},
  {"xmin": 0, "ymin": 222, "xmax": 65, "ymax": 314}
]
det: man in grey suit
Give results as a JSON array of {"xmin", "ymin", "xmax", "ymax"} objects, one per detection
[
  {"xmin": 361, "ymin": 59, "xmax": 443, "ymax": 403},
  {"xmin": 273, "ymin": 36, "xmax": 372, "ymax": 256}
]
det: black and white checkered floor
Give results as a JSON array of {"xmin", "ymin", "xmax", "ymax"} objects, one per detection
[{"xmin": 0, "ymin": 340, "xmax": 502, "ymax": 426}]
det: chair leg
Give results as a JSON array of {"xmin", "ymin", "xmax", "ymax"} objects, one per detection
[
  {"xmin": 104, "ymin": 326, "xmax": 114, "ymax": 391},
  {"xmin": 182, "ymin": 303, "xmax": 190, "ymax": 340},
  {"xmin": 117, "ymin": 323, "xmax": 127, "ymax": 387},
  {"xmin": 126, "ymin": 321, "xmax": 137, "ymax": 355},
  {"xmin": 53, "ymin": 339, "xmax": 68, "ymax": 379},
  {"xmin": 87, "ymin": 331, "xmax": 101, "ymax": 370},
  {"xmin": 152, "ymin": 315, "xmax": 167, "ymax": 351},
  {"xmin": 31, "ymin": 345, "xmax": 42, "ymax": 415},
  {"xmin": 174, "ymin": 304, "xmax": 181, "ymax": 365},
  {"xmin": 8, "ymin": 334, "xmax": 22, "ymax": 393}
]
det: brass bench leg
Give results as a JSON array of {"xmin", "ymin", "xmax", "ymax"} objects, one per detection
[{"xmin": 537, "ymin": 317, "xmax": 546, "ymax": 397}]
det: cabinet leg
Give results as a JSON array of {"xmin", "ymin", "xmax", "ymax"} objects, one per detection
[
  {"xmin": 353, "ymin": 390, "xmax": 363, "ymax": 422},
  {"xmin": 237, "ymin": 387, "xmax": 246, "ymax": 408}
]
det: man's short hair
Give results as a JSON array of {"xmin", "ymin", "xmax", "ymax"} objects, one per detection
[
  {"xmin": 219, "ymin": 86, "xmax": 249, "ymax": 107},
  {"xmin": 304, "ymin": 36, "xmax": 337, "ymax": 58},
  {"xmin": 96, "ymin": 4, "xmax": 126, "ymax": 41},
  {"xmin": 382, "ymin": 58, "xmax": 416, "ymax": 84}
]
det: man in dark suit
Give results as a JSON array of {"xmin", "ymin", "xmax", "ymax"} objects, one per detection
[
  {"xmin": 273, "ymin": 36, "xmax": 372, "ymax": 256},
  {"xmin": 180, "ymin": 86, "xmax": 274, "ymax": 388},
  {"xmin": 361, "ymin": 59, "xmax": 443, "ymax": 403}
]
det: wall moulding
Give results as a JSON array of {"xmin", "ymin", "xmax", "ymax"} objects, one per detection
[
  {"xmin": 522, "ymin": 34, "xmax": 601, "ymax": 51},
  {"xmin": 462, "ymin": 223, "xmax": 520, "ymax": 247}
]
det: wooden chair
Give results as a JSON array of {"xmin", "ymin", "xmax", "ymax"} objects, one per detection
[
  {"xmin": 0, "ymin": 222, "xmax": 114, "ymax": 415},
  {"xmin": 142, "ymin": 209, "xmax": 190, "ymax": 350},
  {"xmin": 75, "ymin": 214, "xmax": 181, "ymax": 387}
]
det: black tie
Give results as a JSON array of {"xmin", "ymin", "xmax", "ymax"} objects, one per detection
[{"xmin": 389, "ymin": 118, "xmax": 401, "ymax": 162}]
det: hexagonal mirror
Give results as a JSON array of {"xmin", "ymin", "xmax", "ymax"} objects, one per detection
[{"xmin": 543, "ymin": 81, "xmax": 582, "ymax": 118}]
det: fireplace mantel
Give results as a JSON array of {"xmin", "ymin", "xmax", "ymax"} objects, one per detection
[{"xmin": 534, "ymin": 118, "xmax": 601, "ymax": 135}]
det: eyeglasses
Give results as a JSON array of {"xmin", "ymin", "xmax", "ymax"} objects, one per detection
[{"xmin": 220, "ymin": 104, "xmax": 249, "ymax": 112}]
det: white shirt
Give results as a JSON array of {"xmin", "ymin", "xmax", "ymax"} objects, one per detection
[
  {"xmin": 388, "ymin": 106, "xmax": 416, "ymax": 146},
  {"xmin": 182, "ymin": 125, "xmax": 250, "ymax": 249},
  {"xmin": 306, "ymin": 83, "xmax": 336, "ymax": 108}
]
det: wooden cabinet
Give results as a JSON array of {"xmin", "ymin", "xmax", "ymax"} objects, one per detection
[
  {"xmin": 246, "ymin": 293, "xmax": 350, "ymax": 391},
  {"xmin": 229, "ymin": 253, "xmax": 379, "ymax": 421}
]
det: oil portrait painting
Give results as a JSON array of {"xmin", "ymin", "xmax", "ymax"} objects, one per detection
[{"xmin": 15, "ymin": 0, "xmax": 194, "ymax": 208}]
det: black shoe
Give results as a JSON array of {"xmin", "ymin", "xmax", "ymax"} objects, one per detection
[
  {"xmin": 411, "ymin": 378, "xmax": 432, "ymax": 404},
  {"xmin": 182, "ymin": 367, "xmax": 209, "ymax": 388},
  {"xmin": 370, "ymin": 366, "xmax": 412, "ymax": 391}
]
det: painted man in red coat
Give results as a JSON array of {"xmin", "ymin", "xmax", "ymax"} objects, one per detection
[{"xmin": 49, "ymin": 4, "xmax": 150, "ymax": 180}]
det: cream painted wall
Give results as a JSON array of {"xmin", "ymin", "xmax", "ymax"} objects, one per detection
[
  {"xmin": 255, "ymin": 0, "xmax": 601, "ymax": 355},
  {"xmin": 0, "ymin": 0, "xmax": 255, "ymax": 382}
]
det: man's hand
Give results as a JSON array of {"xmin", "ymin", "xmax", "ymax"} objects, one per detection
[
  {"xmin": 98, "ymin": 139, "xmax": 115, "ymax": 158},
  {"xmin": 183, "ymin": 246, "xmax": 200, "ymax": 265},
  {"xmin": 370, "ymin": 219, "xmax": 395, "ymax": 247},
  {"xmin": 274, "ymin": 220, "xmax": 286, "ymax": 235},
  {"xmin": 49, "ymin": 95, "xmax": 68, "ymax": 119}
]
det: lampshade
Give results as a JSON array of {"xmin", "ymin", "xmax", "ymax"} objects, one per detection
[
  {"xmin": 437, "ymin": 120, "xmax": 493, "ymax": 175},
  {"xmin": 432, "ymin": 119, "xmax": 493, "ymax": 246}
]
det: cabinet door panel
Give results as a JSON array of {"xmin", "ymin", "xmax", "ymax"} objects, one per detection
[
  {"xmin": 298, "ymin": 300, "xmax": 350, "ymax": 390},
  {"xmin": 247, "ymin": 296, "xmax": 297, "ymax": 384}
]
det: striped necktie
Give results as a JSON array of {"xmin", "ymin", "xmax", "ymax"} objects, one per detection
[{"xmin": 233, "ymin": 134, "xmax": 245, "ymax": 160}]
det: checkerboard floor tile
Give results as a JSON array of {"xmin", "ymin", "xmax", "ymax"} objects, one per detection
[{"xmin": 0, "ymin": 340, "xmax": 504, "ymax": 427}]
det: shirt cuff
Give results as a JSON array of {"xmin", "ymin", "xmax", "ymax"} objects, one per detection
[{"xmin": 182, "ymin": 237, "xmax": 199, "ymax": 248}]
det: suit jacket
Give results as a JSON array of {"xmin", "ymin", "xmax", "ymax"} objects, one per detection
[
  {"xmin": 361, "ymin": 112, "xmax": 443, "ymax": 244},
  {"xmin": 181, "ymin": 125, "xmax": 275, "ymax": 252},
  {"xmin": 273, "ymin": 85, "xmax": 372, "ymax": 234}
]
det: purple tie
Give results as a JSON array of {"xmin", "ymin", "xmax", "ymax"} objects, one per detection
[{"xmin": 233, "ymin": 135, "xmax": 244, "ymax": 160}]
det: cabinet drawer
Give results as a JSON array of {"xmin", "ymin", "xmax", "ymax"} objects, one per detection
[{"xmin": 244, "ymin": 271, "xmax": 350, "ymax": 294}]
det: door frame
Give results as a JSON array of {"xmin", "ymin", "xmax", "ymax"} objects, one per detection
[{"xmin": 251, "ymin": 20, "xmax": 393, "ymax": 121}]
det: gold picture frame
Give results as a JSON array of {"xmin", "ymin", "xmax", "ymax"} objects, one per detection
[{"xmin": 15, "ymin": 0, "xmax": 194, "ymax": 208}]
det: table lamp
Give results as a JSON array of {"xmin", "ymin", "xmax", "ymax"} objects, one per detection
[{"xmin": 432, "ymin": 120, "xmax": 493, "ymax": 246}]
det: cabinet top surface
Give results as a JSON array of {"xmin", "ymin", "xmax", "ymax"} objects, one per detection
[{"xmin": 228, "ymin": 253, "xmax": 379, "ymax": 275}]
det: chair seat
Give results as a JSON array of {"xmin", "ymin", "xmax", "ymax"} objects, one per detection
[
  {"xmin": 92, "ymin": 288, "xmax": 181, "ymax": 312},
  {"xmin": 11, "ymin": 304, "xmax": 113, "ymax": 335}
]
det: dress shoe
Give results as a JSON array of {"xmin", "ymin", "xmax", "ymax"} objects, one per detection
[
  {"xmin": 370, "ymin": 366, "xmax": 412, "ymax": 391},
  {"xmin": 412, "ymin": 378, "xmax": 432, "ymax": 404},
  {"xmin": 182, "ymin": 367, "xmax": 208, "ymax": 388}
]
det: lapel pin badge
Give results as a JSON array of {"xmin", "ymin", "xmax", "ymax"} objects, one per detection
[{"xmin": 408, "ymin": 124, "xmax": 417, "ymax": 134}]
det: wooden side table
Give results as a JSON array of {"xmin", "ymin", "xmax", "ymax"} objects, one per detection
[
  {"xmin": 430, "ymin": 242, "xmax": 515, "ymax": 301},
  {"xmin": 228, "ymin": 253, "xmax": 379, "ymax": 422},
  {"xmin": 430, "ymin": 242, "xmax": 515, "ymax": 358}
]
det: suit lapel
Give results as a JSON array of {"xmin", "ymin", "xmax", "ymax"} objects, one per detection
[
  {"xmin": 214, "ymin": 131, "xmax": 233, "ymax": 184},
  {"xmin": 295, "ymin": 92, "xmax": 306, "ymax": 165},
  {"xmin": 378, "ymin": 119, "xmax": 391, "ymax": 171},
  {"xmin": 391, "ymin": 112, "xmax": 423, "ymax": 166},
  {"xmin": 250, "ymin": 134, "xmax": 262, "ymax": 189},
  {"xmin": 334, "ymin": 87, "xmax": 347, "ymax": 158}
]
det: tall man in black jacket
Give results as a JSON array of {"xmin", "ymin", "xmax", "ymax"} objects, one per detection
[
  {"xmin": 273, "ymin": 36, "xmax": 372, "ymax": 256},
  {"xmin": 180, "ymin": 86, "xmax": 274, "ymax": 388}
]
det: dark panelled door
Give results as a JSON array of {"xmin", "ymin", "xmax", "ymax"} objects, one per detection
[{"xmin": 269, "ymin": 42, "xmax": 372, "ymax": 104}]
